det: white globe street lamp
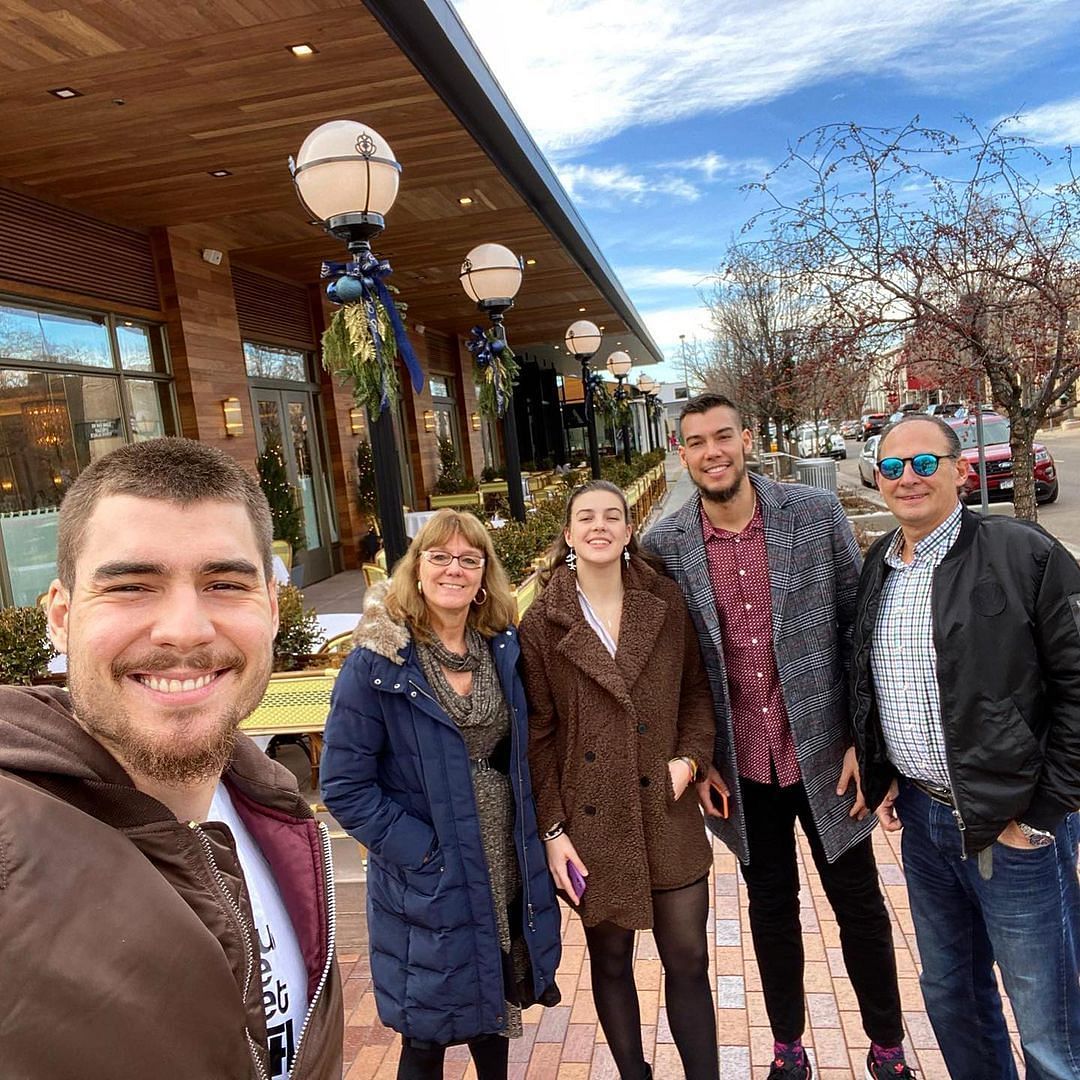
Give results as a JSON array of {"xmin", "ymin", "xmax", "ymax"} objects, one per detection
[
  {"xmin": 290, "ymin": 119, "xmax": 408, "ymax": 565},
  {"xmin": 461, "ymin": 243, "xmax": 527, "ymax": 521},
  {"xmin": 564, "ymin": 320, "xmax": 603, "ymax": 478}
]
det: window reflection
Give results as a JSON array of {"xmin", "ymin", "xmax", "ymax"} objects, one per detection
[
  {"xmin": 0, "ymin": 368, "xmax": 123, "ymax": 511},
  {"xmin": 0, "ymin": 304, "xmax": 111, "ymax": 368},
  {"xmin": 244, "ymin": 342, "xmax": 308, "ymax": 382},
  {"xmin": 116, "ymin": 322, "xmax": 153, "ymax": 371},
  {"xmin": 125, "ymin": 379, "xmax": 168, "ymax": 440}
]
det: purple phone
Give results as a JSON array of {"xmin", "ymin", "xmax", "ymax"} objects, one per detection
[{"xmin": 567, "ymin": 860, "xmax": 587, "ymax": 900}]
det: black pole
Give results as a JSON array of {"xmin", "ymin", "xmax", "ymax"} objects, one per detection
[
  {"xmin": 488, "ymin": 311, "xmax": 527, "ymax": 522},
  {"xmin": 618, "ymin": 377, "xmax": 632, "ymax": 465},
  {"xmin": 339, "ymin": 235, "xmax": 410, "ymax": 570},
  {"xmin": 368, "ymin": 404, "xmax": 408, "ymax": 569},
  {"xmin": 581, "ymin": 355, "xmax": 602, "ymax": 479}
]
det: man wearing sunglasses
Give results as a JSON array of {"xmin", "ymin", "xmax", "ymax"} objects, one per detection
[
  {"xmin": 850, "ymin": 412, "xmax": 1080, "ymax": 1079},
  {"xmin": 646, "ymin": 394, "xmax": 911, "ymax": 1080}
]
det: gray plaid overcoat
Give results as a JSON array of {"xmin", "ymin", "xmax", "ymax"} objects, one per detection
[{"xmin": 643, "ymin": 472, "xmax": 875, "ymax": 864}]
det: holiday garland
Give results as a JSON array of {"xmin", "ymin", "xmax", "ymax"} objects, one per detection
[
  {"xmin": 466, "ymin": 324, "xmax": 520, "ymax": 418},
  {"xmin": 319, "ymin": 252, "xmax": 424, "ymax": 415}
]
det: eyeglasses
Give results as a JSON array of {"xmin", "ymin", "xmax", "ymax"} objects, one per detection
[
  {"xmin": 876, "ymin": 453, "xmax": 955, "ymax": 481},
  {"xmin": 421, "ymin": 550, "xmax": 485, "ymax": 570}
]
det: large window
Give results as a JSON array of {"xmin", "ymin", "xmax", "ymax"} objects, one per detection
[
  {"xmin": 0, "ymin": 300, "xmax": 174, "ymax": 605},
  {"xmin": 429, "ymin": 373, "xmax": 460, "ymax": 447}
]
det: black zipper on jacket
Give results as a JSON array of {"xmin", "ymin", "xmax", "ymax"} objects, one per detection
[
  {"xmin": 930, "ymin": 563, "xmax": 970, "ymax": 858},
  {"xmin": 189, "ymin": 818, "xmax": 337, "ymax": 1080},
  {"xmin": 188, "ymin": 821, "xmax": 271, "ymax": 1080}
]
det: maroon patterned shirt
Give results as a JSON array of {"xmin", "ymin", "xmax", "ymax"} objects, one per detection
[{"xmin": 701, "ymin": 502, "xmax": 801, "ymax": 786}]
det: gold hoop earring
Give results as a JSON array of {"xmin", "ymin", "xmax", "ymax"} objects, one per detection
[{"xmin": 473, "ymin": 587, "xmax": 488, "ymax": 606}]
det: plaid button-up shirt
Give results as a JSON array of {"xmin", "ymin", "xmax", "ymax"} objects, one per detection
[
  {"xmin": 702, "ymin": 502, "xmax": 800, "ymax": 787},
  {"xmin": 870, "ymin": 502, "xmax": 963, "ymax": 787}
]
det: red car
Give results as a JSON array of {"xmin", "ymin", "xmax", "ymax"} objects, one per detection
[{"xmin": 946, "ymin": 414, "xmax": 1059, "ymax": 504}]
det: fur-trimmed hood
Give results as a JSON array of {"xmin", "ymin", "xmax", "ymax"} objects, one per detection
[{"xmin": 352, "ymin": 579, "xmax": 410, "ymax": 663}]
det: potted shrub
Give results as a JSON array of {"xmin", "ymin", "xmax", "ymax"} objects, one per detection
[{"xmin": 0, "ymin": 605, "xmax": 57, "ymax": 685}]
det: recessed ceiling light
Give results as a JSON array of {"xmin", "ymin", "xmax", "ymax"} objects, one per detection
[
  {"xmin": 458, "ymin": 196, "xmax": 473, "ymax": 206},
  {"xmin": 525, "ymin": 258, "xmax": 537, "ymax": 265},
  {"xmin": 599, "ymin": 326, "xmax": 606, "ymax": 331},
  {"xmin": 578, "ymin": 306, "xmax": 586, "ymax": 312},
  {"xmin": 288, "ymin": 43, "xmax": 318, "ymax": 57},
  {"xmin": 208, "ymin": 169, "xmax": 232, "ymax": 178},
  {"xmin": 48, "ymin": 87, "xmax": 82, "ymax": 99}
]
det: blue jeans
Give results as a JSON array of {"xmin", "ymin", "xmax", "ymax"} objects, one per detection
[{"xmin": 896, "ymin": 782, "xmax": 1080, "ymax": 1079}]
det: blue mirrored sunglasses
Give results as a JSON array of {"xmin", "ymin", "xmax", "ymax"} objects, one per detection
[{"xmin": 876, "ymin": 453, "xmax": 953, "ymax": 481}]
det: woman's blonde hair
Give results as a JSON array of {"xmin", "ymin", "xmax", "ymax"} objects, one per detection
[{"xmin": 385, "ymin": 508, "xmax": 516, "ymax": 640}]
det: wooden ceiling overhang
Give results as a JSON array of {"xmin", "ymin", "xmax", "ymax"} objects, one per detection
[{"xmin": 0, "ymin": 0, "xmax": 662, "ymax": 368}]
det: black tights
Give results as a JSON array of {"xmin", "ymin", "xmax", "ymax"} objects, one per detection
[
  {"xmin": 583, "ymin": 877, "xmax": 718, "ymax": 1080},
  {"xmin": 396, "ymin": 1033, "xmax": 508, "ymax": 1080}
]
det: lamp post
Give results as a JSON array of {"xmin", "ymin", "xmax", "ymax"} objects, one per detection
[
  {"xmin": 679, "ymin": 333, "xmax": 690, "ymax": 398},
  {"xmin": 565, "ymin": 319, "xmax": 603, "ymax": 478},
  {"xmin": 461, "ymin": 243, "xmax": 527, "ymax": 522},
  {"xmin": 606, "ymin": 350, "xmax": 633, "ymax": 465},
  {"xmin": 638, "ymin": 374, "xmax": 659, "ymax": 451},
  {"xmin": 291, "ymin": 119, "xmax": 411, "ymax": 568}
]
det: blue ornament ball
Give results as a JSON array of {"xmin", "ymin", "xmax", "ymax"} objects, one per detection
[
  {"xmin": 330, "ymin": 275, "xmax": 364, "ymax": 303},
  {"xmin": 489, "ymin": 339, "xmax": 504, "ymax": 354}
]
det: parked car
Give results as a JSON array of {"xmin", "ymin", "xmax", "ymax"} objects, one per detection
[
  {"xmin": 859, "ymin": 413, "xmax": 886, "ymax": 440},
  {"xmin": 946, "ymin": 414, "xmax": 1059, "ymax": 505},
  {"xmin": 858, "ymin": 435, "xmax": 880, "ymax": 488},
  {"xmin": 839, "ymin": 418, "xmax": 861, "ymax": 439},
  {"xmin": 925, "ymin": 402, "xmax": 964, "ymax": 417},
  {"xmin": 796, "ymin": 423, "xmax": 846, "ymax": 460}
]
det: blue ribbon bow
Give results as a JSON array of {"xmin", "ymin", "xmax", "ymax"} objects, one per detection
[
  {"xmin": 321, "ymin": 254, "xmax": 424, "ymax": 410},
  {"xmin": 466, "ymin": 325, "xmax": 510, "ymax": 416}
]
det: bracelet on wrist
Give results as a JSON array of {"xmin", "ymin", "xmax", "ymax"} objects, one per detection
[
  {"xmin": 541, "ymin": 822, "xmax": 565, "ymax": 842},
  {"xmin": 674, "ymin": 756, "xmax": 697, "ymax": 782}
]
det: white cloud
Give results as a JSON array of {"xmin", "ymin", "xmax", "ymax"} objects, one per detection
[
  {"xmin": 451, "ymin": 0, "xmax": 1078, "ymax": 152},
  {"xmin": 556, "ymin": 162, "xmax": 701, "ymax": 205},
  {"xmin": 617, "ymin": 266, "xmax": 714, "ymax": 291},
  {"xmin": 667, "ymin": 152, "xmax": 771, "ymax": 182},
  {"xmin": 1006, "ymin": 98, "xmax": 1080, "ymax": 146},
  {"xmin": 639, "ymin": 303, "xmax": 715, "ymax": 355}
]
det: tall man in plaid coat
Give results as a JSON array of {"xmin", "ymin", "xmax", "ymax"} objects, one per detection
[{"xmin": 644, "ymin": 395, "xmax": 910, "ymax": 1080}]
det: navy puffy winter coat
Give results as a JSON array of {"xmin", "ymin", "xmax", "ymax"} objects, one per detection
[{"xmin": 320, "ymin": 598, "xmax": 561, "ymax": 1046}]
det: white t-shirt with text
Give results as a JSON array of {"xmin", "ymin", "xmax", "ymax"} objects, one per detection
[{"xmin": 208, "ymin": 784, "xmax": 310, "ymax": 1078}]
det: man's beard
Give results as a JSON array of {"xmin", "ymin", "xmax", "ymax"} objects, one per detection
[
  {"xmin": 696, "ymin": 459, "xmax": 747, "ymax": 504},
  {"xmin": 69, "ymin": 648, "xmax": 270, "ymax": 787}
]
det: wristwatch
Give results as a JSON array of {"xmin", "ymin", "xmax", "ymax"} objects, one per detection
[{"xmin": 1017, "ymin": 822, "xmax": 1055, "ymax": 848}]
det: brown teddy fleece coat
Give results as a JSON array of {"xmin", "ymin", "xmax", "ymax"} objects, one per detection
[{"xmin": 519, "ymin": 556, "xmax": 715, "ymax": 929}]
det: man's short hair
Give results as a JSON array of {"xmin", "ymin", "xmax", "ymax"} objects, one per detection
[
  {"xmin": 877, "ymin": 413, "xmax": 962, "ymax": 460},
  {"xmin": 57, "ymin": 438, "xmax": 273, "ymax": 588},
  {"xmin": 678, "ymin": 393, "xmax": 744, "ymax": 438}
]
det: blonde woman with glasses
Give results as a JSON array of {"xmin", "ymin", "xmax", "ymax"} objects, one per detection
[{"xmin": 321, "ymin": 510, "xmax": 561, "ymax": 1080}]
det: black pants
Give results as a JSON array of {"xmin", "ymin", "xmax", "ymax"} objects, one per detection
[
  {"xmin": 738, "ymin": 776, "xmax": 903, "ymax": 1046},
  {"xmin": 397, "ymin": 1033, "xmax": 508, "ymax": 1080}
]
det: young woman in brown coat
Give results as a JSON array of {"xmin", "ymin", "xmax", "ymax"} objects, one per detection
[{"xmin": 519, "ymin": 480, "xmax": 719, "ymax": 1080}]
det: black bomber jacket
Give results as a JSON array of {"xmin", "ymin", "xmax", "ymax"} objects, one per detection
[{"xmin": 850, "ymin": 506, "xmax": 1080, "ymax": 855}]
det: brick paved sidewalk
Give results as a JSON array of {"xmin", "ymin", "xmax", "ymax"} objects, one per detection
[{"xmin": 336, "ymin": 825, "xmax": 1023, "ymax": 1079}]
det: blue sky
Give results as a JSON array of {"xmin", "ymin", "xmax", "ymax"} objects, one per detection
[{"xmin": 451, "ymin": 0, "xmax": 1080, "ymax": 382}]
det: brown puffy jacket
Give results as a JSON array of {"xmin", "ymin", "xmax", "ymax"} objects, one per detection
[
  {"xmin": 0, "ymin": 686, "xmax": 343, "ymax": 1079},
  {"xmin": 519, "ymin": 557, "xmax": 715, "ymax": 930}
]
